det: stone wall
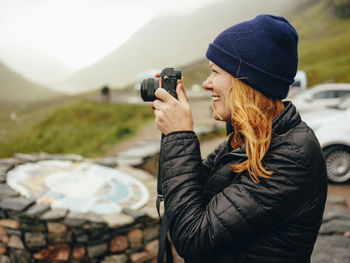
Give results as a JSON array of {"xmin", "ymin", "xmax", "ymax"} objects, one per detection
[{"xmin": 0, "ymin": 153, "xmax": 161, "ymax": 263}]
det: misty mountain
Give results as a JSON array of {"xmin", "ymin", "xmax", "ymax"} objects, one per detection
[
  {"xmin": 0, "ymin": 46, "xmax": 75, "ymax": 86},
  {"xmin": 0, "ymin": 60, "xmax": 65, "ymax": 103},
  {"xmin": 56, "ymin": 0, "xmax": 295, "ymax": 93}
]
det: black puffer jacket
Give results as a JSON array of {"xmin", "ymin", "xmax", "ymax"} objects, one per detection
[{"xmin": 160, "ymin": 102, "xmax": 327, "ymax": 263}]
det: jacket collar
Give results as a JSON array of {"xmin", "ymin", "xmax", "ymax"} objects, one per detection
[{"xmin": 272, "ymin": 101, "xmax": 301, "ymax": 135}]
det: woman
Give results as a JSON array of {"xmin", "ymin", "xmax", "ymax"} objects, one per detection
[{"xmin": 152, "ymin": 15, "xmax": 327, "ymax": 263}]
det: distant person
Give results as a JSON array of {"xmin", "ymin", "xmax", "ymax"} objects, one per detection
[
  {"xmin": 101, "ymin": 86, "xmax": 111, "ymax": 102},
  {"xmin": 151, "ymin": 15, "xmax": 327, "ymax": 262}
]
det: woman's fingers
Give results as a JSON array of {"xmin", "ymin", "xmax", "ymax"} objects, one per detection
[
  {"xmin": 153, "ymin": 99, "xmax": 163, "ymax": 110},
  {"xmin": 176, "ymin": 81, "xmax": 188, "ymax": 103},
  {"xmin": 155, "ymin": 88, "xmax": 173, "ymax": 102}
]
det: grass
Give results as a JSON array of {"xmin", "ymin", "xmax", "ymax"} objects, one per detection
[{"xmin": 0, "ymin": 99, "xmax": 153, "ymax": 158}]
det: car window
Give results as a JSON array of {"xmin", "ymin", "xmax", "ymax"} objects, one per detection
[
  {"xmin": 312, "ymin": 90, "xmax": 350, "ymax": 99},
  {"xmin": 312, "ymin": 91, "xmax": 331, "ymax": 99},
  {"xmin": 337, "ymin": 90, "xmax": 350, "ymax": 97}
]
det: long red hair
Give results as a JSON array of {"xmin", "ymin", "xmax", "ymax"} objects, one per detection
[{"xmin": 225, "ymin": 76, "xmax": 284, "ymax": 183}]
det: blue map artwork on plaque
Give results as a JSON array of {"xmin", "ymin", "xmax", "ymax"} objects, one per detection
[{"xmin": 6, "ymin": 160, "xmax": 150, "ymax": 214}]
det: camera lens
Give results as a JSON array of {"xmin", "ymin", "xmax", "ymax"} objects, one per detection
[{"xmin": 140, "ymin": 78, "xmax": 159, "ymax": 101}]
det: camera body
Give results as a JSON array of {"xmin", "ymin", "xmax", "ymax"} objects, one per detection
[{"xmin": 140, "ymin": 68, "xmax": 182, "ymax": 101}]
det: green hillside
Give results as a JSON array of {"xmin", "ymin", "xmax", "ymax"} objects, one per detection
[
  {"xmin": 287, "ymin": 0, "xmax": 350, "ymax": 86},
  {"xmin": 0, "ymin": 100, "xmax": 153, "ymax": 158},
  {"xmin": 0, "ymin": 61, "xmax": 64, "ymax": 103}
]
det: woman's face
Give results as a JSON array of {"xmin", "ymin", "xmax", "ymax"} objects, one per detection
[{"xmin": 203, "ymin": 61, "xmax": 232, "ymax": 121}]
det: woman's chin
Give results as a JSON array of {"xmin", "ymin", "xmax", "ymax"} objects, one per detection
[{"xmin": 213, "ymin": 112, "xmax": 225, "ymax": 121}]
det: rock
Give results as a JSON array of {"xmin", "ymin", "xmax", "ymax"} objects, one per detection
[
  {"xmin": 8, "ymin": 235, "xmax": 25, "ymax": 249},
  {"xmin": 41, "ymin": 208, "xmax": 68, "ymax": 221},
  {"xmin": 85, "ymin": 212, "xmax": 105, "ymax": 224},
  {"xmin": 94, "ymin": 157, "xmax": 119, "ymax": 168},
  {"xmin": 0, "ymin": 184, "xmax": 18, "ymax": 200},
  {"xmin": 73, "ymin": 229, "xmax": 89, "ymax": 243},
  {"xmin": 47, "ymin": 222, "xmax": 68, "ymax": 234},
  {"xmin": 0, "ymin": 158, "xmax": 25, "ymax": 166},
  {"xmin": 145, "ymin": 239, "xmax": 159, "ymax": 258},
  {"xmin": 122, "ymin": 208, "xmax": 147, "ymax": 220},
  {"xmin": 127, "ymin": 228, "xmax": 143, "ymax": 248},
  {"xmin": 101, "ymin": 213, "xmax": 134, "ymax": 228},
  {"xmin": 50, "ymin": 154, "xmax": 84, "ymax": 162},
  {"xmin": 90, "ymin": 230, "xmax": 111, "ymax": 243},
  {"xmin": 0, "ymin": 197, "xmax": 34, "ymax": 212},
  {"xmin": 0, "ymin": 219, "xmax": 21, "ymax": 229},
  {"xmin": 143, "ymin": 226, "xmax": 160, "ymax": 243},
  {"xmin": 9, "ymin": 248, "xmax": 31, "ymax": 263},
  {"xmin": 72, "ymin": 245, "xmax": 86, "ymax": 259},
  {"xmin": 87, "ymin": 242, "xmax": 108, "ymax": 258},
  {"xmin": 24, "ymin": 232, "xmax": 46, "ymax": 248},
  {"xmin": 116, "ymin": 157, "xmax": 144, "ymax": 167},
  {"xmin": 32, "ymin": 244, "xmax": 70, "ymax": 261},
  {"xmin": 0, "ymin": 225, "xmax": 8, "ymax": 243},
  {"xmin": 0, "ymin": 210, "xmax": 5, "ymax": 219},
  {"xmin": 24, "ymin": 203, "xmax": 51, "ymax": 217},
  {"xmin": 313, "ymin": 235, "xmax": 350, "ymax": 251},
  {"xmin": 110, "ymin": 235, "xmax": 129, "ymax": 253},
  {"xmin": 130, "ymin": 251, "xmax": 153, "ymax": 263},
  {"xmin": 33, "ymin": 152, "xmax": 52, "ymax": 161},
  {"xmin": 0, "ymin": 244, "xmax": 7, "ymax": 255},
  {"xmin": 48, "ymin": 232, "xmax": 73, "ymax": 244},
  {"xmin": 13, "ymin": 153, "xmax": 38, "ymax": 162},
  {"xmin": 312, "ymin": 245, "xmax": 350, "ymax": 263},
  {"xmin": 319, "ymin": 219, "xmax": 350, "ymax": 235},
  {"xmin": 323, "ymin": 210, "xmax": 350, "ymax": 223},
  {"xmin": 326, "ymin": 194, "xmax": 348, "ymax": 207},
  {"xmin": 102, "ymin": 254, "xmax": 128, "ymax": 263},
  {"xmin": 323, "ymin": 204, "xmax": 349, "ymax": 214},
  {"xmin": 0, "ymin": 255, "xmax": 10, "ymax": 263},
  {"xmin": 64, "ymin": 211, "xmax": 85, "ymax": 227},
  {"xmin": 0, "ymin": 169, "xmax": 7, "ymax": 184},
  {"xmin": 4, "ymin": 229, "xmax": 21, "ymax": 238}
]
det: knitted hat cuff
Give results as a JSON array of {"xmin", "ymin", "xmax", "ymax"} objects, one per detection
[{"xmin": 206, "ymin": 43, "xmax": 294, "ymax": 99}]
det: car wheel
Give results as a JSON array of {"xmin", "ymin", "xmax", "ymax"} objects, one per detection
[{"xmin": 324, "ymin": 145, "xmax": 350, "ymax": 183}]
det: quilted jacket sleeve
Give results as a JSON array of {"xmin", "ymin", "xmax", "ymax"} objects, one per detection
[{"xmin": 160, "ymin": 131, "xmax": 325, "ymax": 260}]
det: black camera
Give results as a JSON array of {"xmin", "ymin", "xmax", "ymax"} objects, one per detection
[{"xmin": 140, "ymin": 68, "xmax": 182, "ymax": 101}]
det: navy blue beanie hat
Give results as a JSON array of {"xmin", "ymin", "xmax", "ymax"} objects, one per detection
[{"xmin": 206, "ymin": 14, "xmax": 298, "ymax": 99}]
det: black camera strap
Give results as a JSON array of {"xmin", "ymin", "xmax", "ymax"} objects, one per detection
[{"xmin": 156, "ymin": 134, "xmax": 173, "ymax": 263}]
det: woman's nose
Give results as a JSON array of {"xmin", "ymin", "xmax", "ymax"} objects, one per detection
[{"xmin": 202, "ymin": 78, "xmax": 212, "ymax": 91}]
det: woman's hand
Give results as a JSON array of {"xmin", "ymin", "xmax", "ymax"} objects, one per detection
[{"xmin": 150, "ymin": 80, "xmax": 194, "ymax": 135}]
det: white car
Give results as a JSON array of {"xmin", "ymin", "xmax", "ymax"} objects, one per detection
[
  {"xmin": 291, "ymin": 83, "xmax": 350, "ymax": 113},
  {"xmin": 301, "ymin": 95, "xmax": 350, "ymax": 183},
  {"xmin": 287, "ymin": 70, "xmax": 307, "ymax": 98}
]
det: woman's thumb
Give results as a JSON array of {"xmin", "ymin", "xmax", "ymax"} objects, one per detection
[{"xmin": 176, "ymin": 82, "xmax": 188, "ymax": 103}]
